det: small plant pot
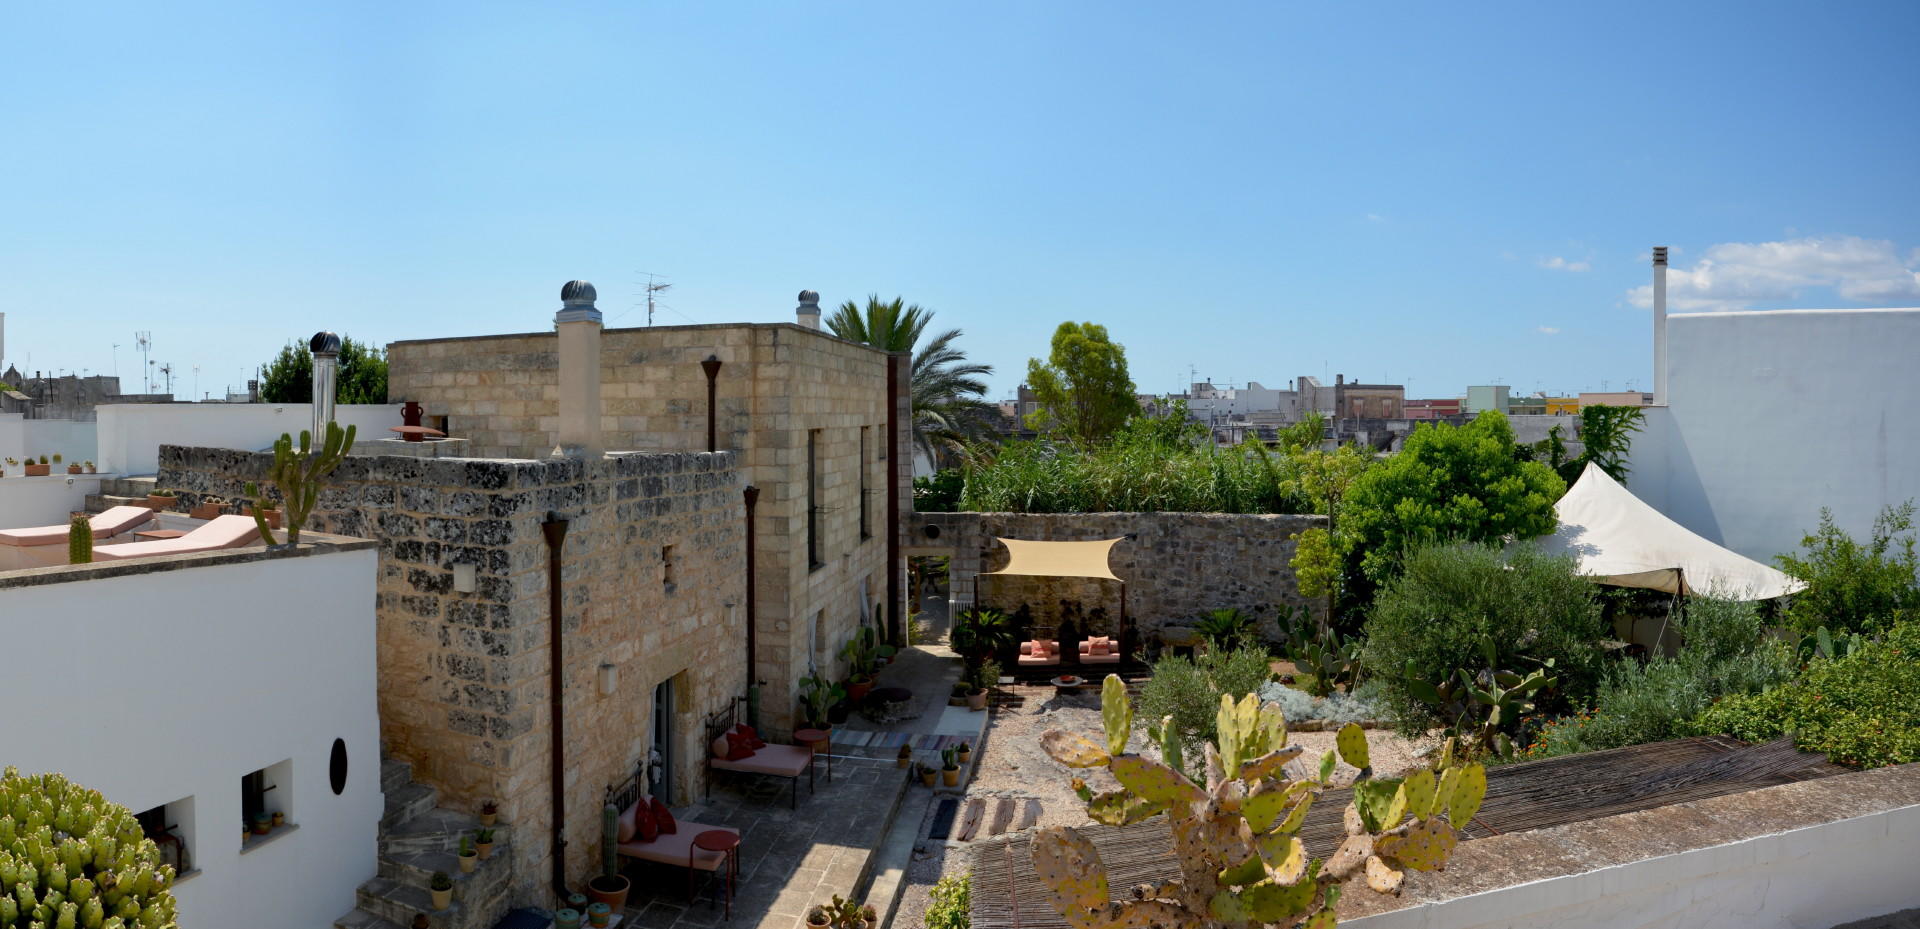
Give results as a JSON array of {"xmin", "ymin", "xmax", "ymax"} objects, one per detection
[
  {"xmin": 458, "ymin": 851, "xmax": 477, "ymax": 874},
  {"xmin": 957, "ymin": 749, "xmax": 971, "ymax": 765},
  {"xmin": 412, "ymin": 915, "xmax": 430, "ymax": 929},
  {"xmin": 948, "ymin": 693, "xmax": 967, "ymax": 707},
  {"xmin": 588, "ymin": 902, "xmax": 612, "ymax": 927},
  {"xmin": 145, "ymin": 494, "xmax": 176, "ymax": 510},
  {"xmin": 271, "ymin": 811, "xmax": 285, "ymax": 828},
  {"xmin": 243, "ymin": 506, "xmax": 283, "ymax": 529},
  {"xmin": 806, "ymin": 913, "xmax": 831, "ymax": 929},
  {"xmin": 553, "ymin": 908, "xmax": 582, "ymax": 929},
  {"xmin": 920, "ymin": 770, "xmax": 937, "ymax": 787},
  {"xmin": 966, "ymin": 688, "xmax": 988, "ymax": 711},
  {"xmin": 475, "ymin": 841, "xmax": 494, "ymax": 860},
  {"xmin": 586, "ymin": 874, "xmax": 630, "ymax": 911},
  {"xmin": 478, "ymin": 810, "xmax": 497, "ymax": 827},
  {"xmin": 25, "ymin": 465, "xmax": 50, "ymax": 477},
  {"xmin": 250, "ymin": 814, "xmax": 272, "ymax": 836},
  {"xmin": 896, "ymin": 748, "xmax": 912, "ymax": 769},
  {"xmin": 431, "ymin": 886, "xmax": 453, "ymax": 910},
  {"xmin": 942, "ymin": 767, "xmax": 960, "ymax": 787},
  {"xmin": 66, "ymin": 465, "xmax": 82, "ymax": 474},
  {"xmin": 847, "ymin": 680, "xmax": 873, "ymax": 703},
  {"xmin": 190, "ymin": 502, "xmax": 223, "ymax": 520}
]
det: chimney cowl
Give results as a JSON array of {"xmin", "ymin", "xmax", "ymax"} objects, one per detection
[
  {"xmin": 796, "ymin": 290, "xmax": 821, "ymax": 329},
  {"xmin": 557, "ymin": 280, "xmax": 602, "ymax": 324},
  {"xmin": 309, "ymin": 331, "xmax": 342, "ymax": 355}
]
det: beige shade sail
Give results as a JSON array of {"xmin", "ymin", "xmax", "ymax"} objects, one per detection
[
  {"xmin": 1536, "ymin": 463, "xmax": 1805, "ymax": 600},
  {"xmin": 984, "ymin": 537, "xmax": 1125, "ymax": 581}
]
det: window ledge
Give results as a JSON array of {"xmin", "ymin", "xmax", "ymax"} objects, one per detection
[
  {"xmin": 240, "ymin": 822, "xmax": 299, "ymax": 854},
  {"xmin": 171, "ymin": 867, "xmax": 203, "ymax": 886}
]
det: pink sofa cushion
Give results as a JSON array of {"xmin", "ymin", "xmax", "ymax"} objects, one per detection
[
  {"xmin": 0, "ymin": 506, "xmax": 155, "ymax": 547},
  {"xmin": 710, "ymin": 743, "xmax": 812, "ymax": 777},
  {"xmin": 92, "ymin": 515, "xmax": 261, "ymax": 562},
  {"xmin": 616, "ymin": 817, "xmax": 738, "ymax": 871}
]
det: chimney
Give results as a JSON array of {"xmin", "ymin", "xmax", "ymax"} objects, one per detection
[
  {"xmin": 309, "ymin": 331, "xmax": 342, "ymax": 438},
  {"xmin": 1336, "ymin": 373, "xmax": 1344, "ymax": 386},
  {"xmin": 795, "ymin": 290, "xmax": 821, "ymax": 330},
  {"xmin": 1652, "ymin": 247, "xmax": 1668, "ymax": 406},
  {"xmin": 555, "ymin": 280, "xmax": 604, "ymax": 457}
]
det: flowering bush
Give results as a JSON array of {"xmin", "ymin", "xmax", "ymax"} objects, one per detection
[{"xmin": 1692, "ymin": 621, "xmax": 1920, "ymax": 768}]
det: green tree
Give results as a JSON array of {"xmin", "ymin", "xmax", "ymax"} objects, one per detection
[
  {"xmin": 1775, "ymin": 502, "xmax": 1920, "ymax": 637},
  {"xmin": 1562, "ymin": 405, "xmax": 1644, "ymax": 484},
  {"xmin": 1024, "ymin": 321, "xmax": 1136, "ymax": 446},
  {"xmin": 1285, "ymin": 442, "xmax": 1371, "ymax": 626},
  {"xmin": 1340, "ymin": 410, "xmax": 1565, "ymax": 587},
  {"xmin": 827, "ymin": 295, "xmax": 997, "ymax": 467},
  {"xmin": 259, "ymin": 336, "xmax": 389, "ymax": 404}
]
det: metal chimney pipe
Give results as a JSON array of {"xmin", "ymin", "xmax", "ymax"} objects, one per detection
[
  {"xmin": 701, "ymin": 355, "xmax": 723, "ymax": 452},
  {"xmin": 795, "ymin": 290, "xmax": 821, "ymax": 330},
  {"xmin": 309, "ymin": 331, "xmax": 342, "ymax": 439},
  {"xmin": 1652, "ymin": 247, "xmax": 1669, "ymax": 406}
]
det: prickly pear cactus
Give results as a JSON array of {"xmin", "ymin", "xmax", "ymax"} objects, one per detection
[
  {"xmin": 0, "ymin": 767, "xmax": 178, "ymax": 928},
  {"xmin": 1035, "ymin": 675, "xmax": 1485, "ymax": 928}
]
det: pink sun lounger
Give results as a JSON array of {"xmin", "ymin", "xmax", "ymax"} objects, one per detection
[
  {"xmin": 0, "ymin": 505, "xmax": 158, "ymax": 548},
  {"xmin": 92, "ymin": 515, "xmax": 263, "ymax": 562}
]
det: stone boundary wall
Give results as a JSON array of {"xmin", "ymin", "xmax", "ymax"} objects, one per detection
[
  {"xmin": 905, "ymin": 511, "xmax": 1326, "ymax": 645},
  {"xmin": 160, "ymin": 444, "xmax": 745, "ymax": 901}
]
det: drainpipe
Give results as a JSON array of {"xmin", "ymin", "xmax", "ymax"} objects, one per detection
[
  {"xmin": 701, "ymin": 355, "xmax": 723, "ymax": 452},
  {"xmin": 541, "ymin": 513, "xmax": 571, "ymax": 901},
  {"xmin": 886, "ymin": 352, "xmax": 903, "ymax": 645},
  {"xmin": 743, "ymin": 486, "xmax": 760, "ymax": 729}
]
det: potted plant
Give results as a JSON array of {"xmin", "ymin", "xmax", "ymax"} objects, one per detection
[
  {"xmin": 429, "ymin": 872, "xmax": 453, "ymax": 910},
  {"xmin": 457, "ymin": 835, "xmax": 477, "ymax": 874},
  {"xmin": 65, "ymin": 459, "xmax": 82, "ymax": 474},
  {"xmin": 798, "ymin": 674, "xmax": 845, "ymax": 732},
  {"xmin": 25, "ymin": 456, "xmax": 49, "ymax": 477},
  {"xmin": 917, "ymin": 763, "xmax": 937, "ymax": 787},
  {"xmin": 242, "ymin": 504, "xmax": 284, "ymax": 529},
  {"xmin": 84, "ymin": 460, "xmax": 96, "ymax": 474},
  {"xmin": 478, "ymin": 800, "xmax": 498, "ymax": 826},
  {"xmin": 553, "ymin": 910, "xmax": 581, "ymax": 929},
  {"xmin": 940, "ymin": 747, "xmax": 961, "ymax": 787},
  {"xmin": 965, "ymin": 659, "xmax": 999, "ymax": 711},
  {"xmin": 586, "ymin": 800, "xmax": 630, "ymax": 909},
  {"xmin": 250, "ymin": 812, "xmax": 272, "ymax": 835},
  {"xmin": 587, "ymin": 902, "xmax": 612, "ymax": 928},
  {"xmin": 806, "ymin": 906, "xmax": 831, "ymax": 928},
  {"xmin": 474, "ymin": 827, "xmax": 495, "ymax": 859},
  {"xmin": 841, "ymin": 626, "xmax": 881, "ymax": 702},
  {"xmin": 566, "ymin": 892, "xmax": 589, "ymax": 912},
  {"xmin": 956, "ymin": 741, "xmax": 972, "ymax": 765},
  {"xmin": 271, "ymin": 810, "xmax": 285, "ymax": 828},
  {"xmin": 948, "ymin": 682, "xmax": 969, "ymax": 708},
  {"xmin": 819, "ymin": 895, "xmax": 870, "ymax": 929},
  {"xmin": 145, "ymin": 488, "xmax": 178, "ymax": 510},
  {"xmin": 896, "ymin": 744, "xmax": 912, "ymax": 769},
  {"xmin": 411, "ymin": 914, "xmax": 430, "ymax": 929},
  {"xmin": 190, "ymin": 496, "xmax": 226, "ymax": 520}
]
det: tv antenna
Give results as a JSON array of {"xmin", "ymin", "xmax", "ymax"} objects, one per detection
[
  {"xmin": 134, "ymin": 332, "xmax": 152, "ymax": 392},
  {"xmin": 157, "ymin": 362, "xmax": 174, "ymax": 397},
  {"xmin": 637, "ymin": 272, "xmax": 672, "ymax": 326}
]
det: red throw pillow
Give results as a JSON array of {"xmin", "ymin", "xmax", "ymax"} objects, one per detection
[
  {"xmin": 737, "ymin": 724, "xmax": 768, "ymax": 750},
  {"xmin": 650, "ymin": 796, "xmax": 678, "ymax": 835},
  {"xmin": 724, "ymin": 730, "xmax": 756, "ymax": 761},
  {"xmin": 633, "ymin": 798, "xmax": 659, "ymax": 842}
]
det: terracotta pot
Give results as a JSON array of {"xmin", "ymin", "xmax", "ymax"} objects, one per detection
[
  {"xmin": 586, "ymin": 874, "xmax": 630, "ymax": 911},
  {"xmin": 243, "ymin": 506, "xmax": 283, "ymax": 529},
  {"xmin": 66, "ymin": 465, "xmax": 82, "ymax": 474},
  {"xmin": 190, "ymin": 502, "xmax": 223, "ymax": 520},
  {"xmin": 271, "ymin": 811, "xmax": 285, "ymax": 827},
  {"xmin": 942, "ymin": 767, "xmax": 960, "ymax": 787},
  {"xmin": 966, "ymin": 689, "xmax": 988, "ymax": 711},
  {"xmin": 458, "ymin": 852, "xmax": 477, "ymax": 874},
  {"xmin": 476, "ymin": 841, "xmax": 494, "ymax": 860},
  {"xmin": 431, "ymin": 885, "xmax": 452, "ymax": 910},
  {"xmin": 920, "ymin": 771, "xmax": 936, "ymax": 787},
  {"xmin": 479, "ymin": 808, "xmax": 497, "ymax": 826},
  {"xmin": 847, "ymin": 680, "xmax": 873, "ymax": 703},
  {"xmin": 957, "ymin": 749, "xmax": 971, "ymax": 765},
  {"xmin": 25, "ymin": 465, "xmax": 49, "ymax": 477},
  {"xmin": 145, "ymin": 494, "xmax": 176, "ymax": 510}
]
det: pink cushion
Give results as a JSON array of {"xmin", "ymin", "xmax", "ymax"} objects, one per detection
[
  {"xmin": 0, "ymin": 506, "xmax": 155, "ymax": 547},
  {"xmin": 617, "ymin": 821, "xmax": 738, "ymax": 870},
  {"xmin": 92, "ymin": 515, "xmax": 260, "ymax": 562},
  {"xmin": 617, "ymin": 800, "xmax": 638, "ymax": 843},
  {"xmin": 711, "ymin": 735, "xmax": 731, "ymax": 760},
  {"xmin": 709, "ymin": 743, "xmax": 812, "ymax": 777},
  {"xmin": 1019, "ymin": 642, "xmax": 1034, "ymax": 656}
]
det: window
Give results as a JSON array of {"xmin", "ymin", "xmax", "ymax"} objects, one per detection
[
  {"xmin": 807, "ymin": 430, "xmax": 822, "ymax": 570},
  {"xmin": 859, "ymin": 427, "xmax": 871, "ymax": 541},
  {"xmin": 241, "ymin": 759, "xmax": 294, "ymax": 848},
  {"xmin": 136, "ymin": 797, "xmax": 195, "ymax": 877},
  {"xmin": 662, "ymin": 545, "xmax": 676, "ymax": 592}
]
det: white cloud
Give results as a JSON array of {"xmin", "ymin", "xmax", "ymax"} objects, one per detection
[
  {"xmin": 1365, "ymin": 213, "xmax": 1386, "ymax": 223},
  {"xmin": 1536, "ymin": 326, "xmax": 1561, "ymax": 335},
  {"xmin": 1538, "ymin": 256, "xmax": 1591, "ymax": 272},
  {"xmin": 1626, "ymin": 235, "xmax": 1920, "ymax": 311}
]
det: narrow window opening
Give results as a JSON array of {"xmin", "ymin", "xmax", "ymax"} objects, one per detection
[{"xmin": 807, "ymin": 429, "xmax": 822, "ymax": 570}]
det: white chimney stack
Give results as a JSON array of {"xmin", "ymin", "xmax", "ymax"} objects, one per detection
[
  {"xmin": 1652, "ymin": 246, "xmax": 1668, "ymax": 406},
  {"xmin": 796, "ymin": 290, "xmax": 821, "ymax": 330},
  {"xmin": 555, "ymin": 280, "xmax": 604, "ymax": 457},
  {"xmin": 309, "ymin": 331, "xmax": 342, "ymax": 439}
]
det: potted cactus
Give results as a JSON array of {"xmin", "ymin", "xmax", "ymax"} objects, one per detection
[
  {"xmin": 244, "ymin": 420, "xmax": 356, "ymax": 548},
  {"xmin": 956, "ymin": 741, "xmax": 972, "ymax": 766},
  {"xmin": 479, "ymin": 800, "xmax": 498, "ymax": 826},
  {"xmin": 250, "ymin": 812, "xmax": 272, "ymax": 835},
  {"xmin": 586, "ymin": 799, "xmax": 630, "ymax": 909},
  {"xmin": 474, "ymin": 827, "xmax": 495, "ymax": 859},
  {"xmin": 85, "ymin": 460, "xmax": 96, "ymax": 474},
  {"xmin": 457, "ymin": 834, "xmax": 477, "ymax": 874},
  {"xmin": 940, "ymin": 747, "xmax": 960, "ymax": 787},
  {"xmin": 146, "ymin": 488, "xmax": 178, "ymax": 510},
  {"xmin": 66, "ymin": 461, "xmax": 82, "ymax": 474},
  {"xmin": 553, "ymin": 908, "xmax": 582, "ymax": 929},
  {"xmin": 429, "ymin": 871, "xmax": 453, "ymax": 910},
  {"xmin": 411, "ymin": 914, "xmax": 430, "ymax": 929},
  {"xmin": 68, "ymin": 513, "xmax": 92, "ymax": 565},
  {"xmin": 805, "ymin": 907, "xmax": 831, "ymax": 928},
  {"xmin": 587, "ymin": 902, "xmax": 612, "ymax": 928},
  {"xmin": 917, "ymin": 763, "xmax": 937, "ymax": 787},
  {"xmin": 190, "ymin": 496, "xmax": 227, "ymax": 520},
  {"xmin": 896, "ymin": 744, "xmax": 912, "ymax": 769},
  {"xmin": 25, "ymin": 455, "xmax": 49, "ymax": 477}
]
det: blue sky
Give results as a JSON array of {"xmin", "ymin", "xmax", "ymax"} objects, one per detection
[{"xmin": 4, "ymin": 2, "xmax": 1917, "ymax": 402}]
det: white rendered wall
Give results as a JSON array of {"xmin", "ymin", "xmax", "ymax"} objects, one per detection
[
  {"xmin": 0, "ymin": 414, "xmax": 98, "ymax": 469},
  {"xmin": 0, "ymin": 473, "xmax": 113, "ymax": 527},
  {"xmin": 1629, "ymin": 308, "xmax": 1920, "ymax": 562},
  {"xmin": 0, "ymin": 548, "xmax": 382, "ymax": 929},
  {"xmin": 1345, "ymin": 800, "xmax": 1920, "ymax": 929},
  {"xmin": 97, "ymin": 403, "xmax": 402, "ymax": 475}
]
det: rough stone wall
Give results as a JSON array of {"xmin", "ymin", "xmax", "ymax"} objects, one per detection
[
  {"xmin": 158, "ymin": 445, "xmax": 744, "ymax": 902},
  {"xmin": 387, "ymin": 322, "xmax": 896, "ymax": 740},
  {"xmin": 905, "ymin": 511, "xmax": 1327, "ymax": 646}
]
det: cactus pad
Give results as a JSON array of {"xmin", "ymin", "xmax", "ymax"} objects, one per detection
[
  {"xmin": 1086, "ymin": 790, "xmax": 1168, "ymax": 827},
  {"xmin": 1233, "ymin": 864, "xmax": 1320, "ymax": 923},
  {"xmin": 1277, "ymin": 790, "xmax": 1315, "ymax": 834},
  {"xmin": 1447, "ymin": 762, "xmax": 1487, "ymax": 829},
  {"xmin": 1400, "ymin": 767, "xmax": 1437, "ymax": 820},
  {"xmin": 1217, "ymin": 855, "xmax": 1265, "ymax": 889},
  {"xmin": 1240, "ymin": 781, "xmax": 1310, "ymax": 833},
  {"xmin": 1042, "ymin": 731, "xmax": 1114, "ymax": 769},
  {"xmin": 1365, "ymin": 854, "xmax": 1405, "ymax": 894},
  {"xmin": 1324, "ymin": 832, "xmax": 1374, "ymax": 881},
  {"xmin": 1235, "ymin": 745, "xmax": 1304, "ymax": 783},
  {"xmin": 1375, "ymin": 816, "xmax": 1458, "ymax": 872},
  {"xmin": 1318, "ymin": 748, "xmax": 1339, "ymax": 784},
  {"xmin": 1032, "ymin": 826, "xmax": 1110, "ymax": 929},
  {"xmin": 1335, "ymin": 722, "xmax": 1370, "ymax": 772},
  {"xmin": 1109, "ymin": 756, "xmax": 1203, "ymax": 809},
  {"xmin": 1301, "ymin": 905, "xmax": 1338, "ymax": 929},
  {"xmin": 1101, "ymin": 674, "xmax": 1132, "ymax": 756},
  {"xmin": 1352, "ymin": 777, "xmax": 1405, "ymax": 833},
  {"xmin": 1254, "ymin": 832, "xmax": 1307, "ymax": 885}
]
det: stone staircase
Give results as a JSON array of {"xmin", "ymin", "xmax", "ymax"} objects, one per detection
[
  {"xmin": 334, "ymin": 757, "xmax": 516, "ymax": 929},
  {"xmin": 84, "ymin": 476, "xmax": 156, "ymax": 512}
]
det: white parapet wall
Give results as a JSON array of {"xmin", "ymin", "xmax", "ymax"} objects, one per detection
[
  {"xmin": 1629, "ymin": 307, "xmax": 1920, "ymax": 562},
  {"xmin": 0, "ymin": 544, "xmax": 382, "ymax": 929},
  {"xmin": 97, "ymin": 403, "xmax": 404, "ymax": 475},
  {"xmin": 0, "ymin": 414, "xmax": 98, "ymax": 469},
  {"xmin": 0, "ymin": 472, "xmax": 116, "ymax": 529}
]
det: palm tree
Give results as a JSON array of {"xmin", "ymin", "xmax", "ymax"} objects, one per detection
[{"xmin": 828, "ymin": 295, "xmax": 997, "ymax": 467}]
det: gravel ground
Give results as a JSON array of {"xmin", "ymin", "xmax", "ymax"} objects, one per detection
[{"xmin": 890, "ymin": 683, "xmax": 1436, "ymax": 927}]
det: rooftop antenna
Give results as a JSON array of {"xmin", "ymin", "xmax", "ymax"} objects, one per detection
[
  {"xmin": 636, "ymin": 272, "xmax": 672, "ymax": 327},
  {"xmin": 134, "ymin": 331, "xmax": 151, "ymax": 392},
  {"xmin": 157, "ymin": 362, "xmax": 174, "ymax": 397}
]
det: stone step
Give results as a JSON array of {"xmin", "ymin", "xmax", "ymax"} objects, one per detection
[
  {"xmin": 380, "ymin": 808, "xmax": 503, "ymax": 856},
  {"xmin": 381, "ymin": 757, "xmax": 414, "ymax": 795},
  {"xmin": 383, "ymin": 782, "xmax": 439, "ymax": 829},
  {"xmin": 332, "ymin": 907, "xmax": 408, "ymax": 929},
  {"xmin": 378, "ymin": 844, "xmax": 512, "ymax": 889},
  {"xmin": 356, "ymin": 876, "xmax": 483, "ymax": 929},
  {"xmin": 100, "ymin": 476, "xmax": 155, "ymax": 496},
  {"xmin": 84, "ymin": 493, "xmax": 151, "ymax": 513}
]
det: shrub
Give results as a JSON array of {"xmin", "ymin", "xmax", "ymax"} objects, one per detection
[
  {"xmin": 1692, "ymin": 621, "xmax": 1920, "ymax": 768},
  {"xmin": 1136, "ymin": 646, "xmax": 1274, "ymax": 763},
  {"xmin": 1257, "ymin": 677, "xmax": 1390, "ymax": 725},
  {"xmin": 1364, "ymin": 542, "xmax": 1605, "ymax": 736},
  {"xmin": 1775, "ymin": 502, "xmax": 1919, "ymax": 637},
  {"xmin": 913, "ymin": 470, "xmax": 965, "ymax": 512},
  {"xmin": 925, "ymin": 872, "xmax": 970, "ymax": 929},
  {"xmin": 1194, "ymin": 608, "xmax": 1256, "ymax": 651},
  {"xmin": 0, "ymin": 767, "xmax": 180, "ymax": 926}
]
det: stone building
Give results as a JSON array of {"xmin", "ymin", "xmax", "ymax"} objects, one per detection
[{"xmin": 157, "ymin": 283, "xmax": 908, "ymax": 907}]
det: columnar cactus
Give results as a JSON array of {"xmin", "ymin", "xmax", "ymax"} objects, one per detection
[
  {"xmin": 1035, "ymin": 675, "xmax": 1485, "ymax": 928},
  {"xmin": 68, "ymin": 515, "xmax": 92, "ymax": 565},
  {"xmin": 602, "ymin": 801, "xmax": 620, "ymax": 883},
  {"xmin": 244, "ymin": 421, "xmax": 355, "ymax": 547},
  {"xmin": 0, "ymin": 767, "xmax": 179, "ymax": 928}
]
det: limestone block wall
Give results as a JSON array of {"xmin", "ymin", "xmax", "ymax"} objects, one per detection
[
  {"xmin": 387, "ymin": 322, "xmax": 897, "ymax": 739},
  {"xmin": 905, "ymin": 511, "xmax": 1327, "ymax": 646},
  {"xmin": 159, "ymin": 445, "xmax": 745, "ymax": 901}
]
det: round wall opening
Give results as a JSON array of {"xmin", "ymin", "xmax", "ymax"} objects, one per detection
[
  {"xmin": 923, "ymin": 524, "xmax": 941, "ymax": 539},
  {"xmin": 329, "ymin": 738, "xmax": 349, "ymax": 795}
]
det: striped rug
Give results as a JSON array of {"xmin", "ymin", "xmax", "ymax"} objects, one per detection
[{"xmin": 832, "ymin": 731, "xmax": 970, "ymax": 751}]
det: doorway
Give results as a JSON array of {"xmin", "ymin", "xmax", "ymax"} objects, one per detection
[
  {"xmin": 907, "ymin": 554, "xmax": 953, "ymax": 645},
  {"xmin": 651, "ymin": 678, "xmax": 674, "ymax": 803}
]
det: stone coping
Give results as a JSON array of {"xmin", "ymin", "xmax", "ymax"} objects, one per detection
[
  {"xmin": 0, "ymin": 531, "xmax": 378, "ymax": 591},
  {"xmin": 388, "ymin": 319, "xmax": 899, "ymax": 356},
  {"xmin": 1336, "ymin": 761, "xmax": 1920, "ymax": 922}
]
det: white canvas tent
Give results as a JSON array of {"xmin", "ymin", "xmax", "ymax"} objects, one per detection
[{"xmin": 1538, "ymin": 463, "xmax": 1804, "ymax": 600}]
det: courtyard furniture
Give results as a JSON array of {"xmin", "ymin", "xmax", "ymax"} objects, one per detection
[
  {"xmin": 91, "ymin": 515, "xmax": 261, "ymax": 562},
  {"xmin": 0, "ymin": 505, "xmax": 157, "ymax": 549},
  {"xmin": 691, "ymin": 829, "xmax": 740, "ymax": 918},
  {"xmin": 1051, "ymin": 674, "xmax": 1084, "ymax": 692},
  {"xmin": 612, "ymin": 796, "xmax": 739, "ymax": 897},
  {"xmin": 705, "ymin": 705, "xmax": 817, "ymax": 808},
  {"xmin": 132, "ymin": 529, "xmax": 188, "ymax": 542},
  {"xmin": 1079, "ymin": 635, "xmax": 1121, "ymax": 665},
  {"xmin": 1016, "ymin": 639, "xmax": 1062, "ymax": 667},
  {"xmin": 793, "ymin": 728, "xmax": 832, "ymax": 783}
]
